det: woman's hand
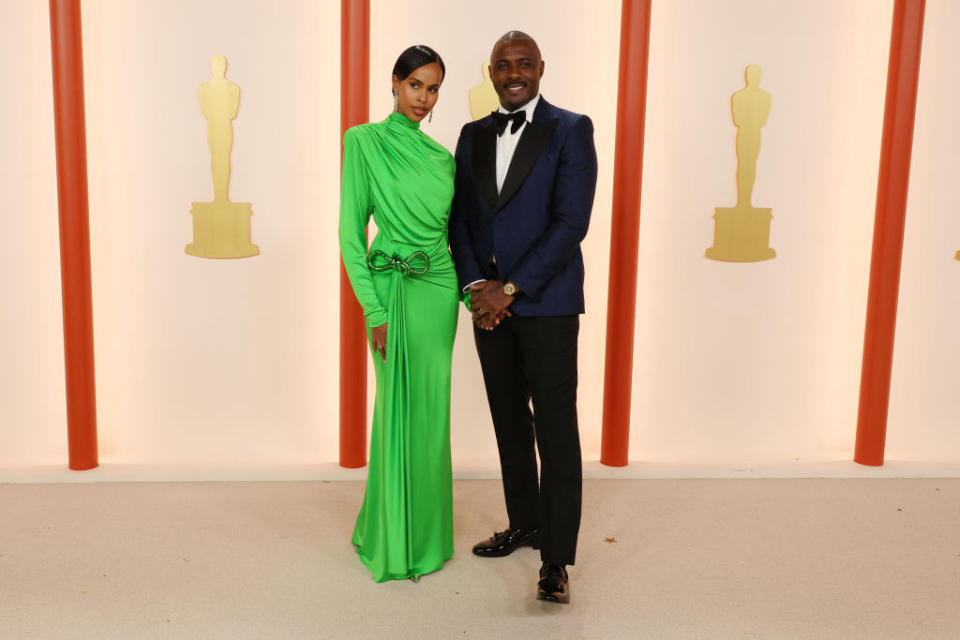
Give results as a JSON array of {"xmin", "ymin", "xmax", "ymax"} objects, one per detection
[{"xmin": 371, "ymin": 323, "xmax": 387, "ymax": 361}]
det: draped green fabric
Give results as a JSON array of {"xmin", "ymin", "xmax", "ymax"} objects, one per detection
[{"xmin": 339, "ymin": 112, "xmax": 458, "ymax": 582}]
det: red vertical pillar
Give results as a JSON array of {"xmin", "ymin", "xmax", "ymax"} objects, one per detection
[
  {"xmin": 49, "ymin": 0, "xmax": 98, "ymax": 471},
  {"xmin": 855, "ymin": 0, "xmax": 926, "ymax": 466},
  {"xmin": 339, "ymin": 0, "xmax": 370, "ymax": 468},
  {"xmin": 600, "ymin": 0, "xmax": 652, "ymax": 467}
]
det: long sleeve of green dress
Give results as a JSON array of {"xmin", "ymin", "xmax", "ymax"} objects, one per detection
[{"xmin": 339, "ymin": 127, "xmax": 388, "ymax": 329}]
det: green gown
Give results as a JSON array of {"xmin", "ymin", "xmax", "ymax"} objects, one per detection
[{"xmin": 339, "ymin": 111, "xmax": 459, "ymax": 582}]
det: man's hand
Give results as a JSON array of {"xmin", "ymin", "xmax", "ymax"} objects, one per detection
[{"xmin": 469, "ymin": 281, "xmax": 514, "ymax": 331}]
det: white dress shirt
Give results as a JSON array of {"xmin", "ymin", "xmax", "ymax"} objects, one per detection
[{"xmin": 496, "ymin": 94, "xmax": 541, "ymax": 193}]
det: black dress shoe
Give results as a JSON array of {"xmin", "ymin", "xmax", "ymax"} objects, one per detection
[
  {"xmin": 472, "ymin": 527, "xmax": 540, "ymax": 557},
  {"xmin": 537, "ymin": 562, "xmax": 570, "ymax": 604}
]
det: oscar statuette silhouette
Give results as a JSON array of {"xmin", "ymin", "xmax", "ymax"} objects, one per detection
[
  {"xmin": 186, "ymin": 55, "xmax": 259, "ymax": 259},
  {"xmin": 468, "ymin": 60, "xmax": 500, "ymax": 122},
  {"xmin": 706, "ymin": 64, "xmax": 776, "ymax": 262}
]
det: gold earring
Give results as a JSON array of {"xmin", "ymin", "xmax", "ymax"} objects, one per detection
[
  {"xmin": 392, "ymin": 90, "xmax": 398, "ymax": 113},
  {"xmin": 428, "ymin": 108, "xmax": 433, "ymax": 123}
]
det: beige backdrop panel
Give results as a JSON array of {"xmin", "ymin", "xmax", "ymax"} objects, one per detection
[
  {"xmin": 628, "ymin": 0, "xmax": 894, "ymax": 465},
  {"xmin": 0, "ymin": 0, "xmax": 68, "ymax": 466},
  {"xmin": 369, "ymin": 0, "xmax": 622, "ymax": 470},
  {"xmin": 886, "ymin": 0, "xmax": 960, "ymax": 462},
  {"xmin": 81, "ymin": 0, "xmax": 342, "ymax": 465}
]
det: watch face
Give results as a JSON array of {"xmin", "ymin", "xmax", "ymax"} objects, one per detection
[{"xmin": 504, "ymin": 283, "xmax": 517, "ymax": 296}]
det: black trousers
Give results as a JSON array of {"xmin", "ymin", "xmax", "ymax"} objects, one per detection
[{"xmin": 473, "ymin": 314, "xmax": 582, "ymax": 566}]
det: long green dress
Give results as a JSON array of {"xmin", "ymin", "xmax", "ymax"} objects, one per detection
[{"xmin": 339, "ymin": 111, "xmax": 458, "ymax": 582}]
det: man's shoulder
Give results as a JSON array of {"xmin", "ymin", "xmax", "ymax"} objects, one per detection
[
  {"xmin": 538, "ymin": 99, "xmax": 592, "ymax": 130},
  {"xmin": 458, "ymin": 116, "xmax": 492, "ymax": 137},
  {"xmin": 454, "ymin": 117, "xmax": 493, "ymax": 158}
]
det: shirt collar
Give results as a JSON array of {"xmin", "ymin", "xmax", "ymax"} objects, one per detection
[{"xmin": 498, "ymin": 94, "xmax": 541, "ymax": 124}]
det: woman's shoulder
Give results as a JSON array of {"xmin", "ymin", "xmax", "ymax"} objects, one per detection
[
  {"xmin": 343, "ymin": 121, "xmax": 385, "ymax": 146},
  {"xmin": 420, "ymin": 132, "xmax": 455, "ymax": 163}
]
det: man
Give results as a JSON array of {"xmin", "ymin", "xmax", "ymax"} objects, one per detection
[{"xmin": 448, "ymin": 31, "xmax": 597, "ymax": 604}]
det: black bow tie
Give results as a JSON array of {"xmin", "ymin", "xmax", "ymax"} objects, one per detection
[{"xmin": 492, "ymin": 111, "xmax": 527, "ymax": 136}]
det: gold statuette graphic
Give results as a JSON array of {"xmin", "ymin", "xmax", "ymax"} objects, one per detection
[
  {"xmin": 469, "ymin": 60, "xmax": 500, "ymax": 121},
  {"xmin": 706, "ymin": 64, "xmax": 775, "ymax": 262},
  {"xmin": 186, "ymin": 55, "xmax": 259, "ymax": 259}
]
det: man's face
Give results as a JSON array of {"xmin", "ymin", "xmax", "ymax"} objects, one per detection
[{"xmin": 489, "ymin": 40, "xmax": 544, "ymax": 112}]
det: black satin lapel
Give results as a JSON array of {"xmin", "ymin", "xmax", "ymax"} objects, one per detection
[
  {"xmin": 472, "ymin": 124, "xmax": 499, "ymax": 212},
  {"xmin": 496, "ymin": 119, "xmax": 559, "ymax": 210}
]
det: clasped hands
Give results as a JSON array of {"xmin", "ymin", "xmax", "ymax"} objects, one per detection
[
  {"xmin": 373, "ymin": 281, "xmax": 513, "ymax": 357},
  {"xmin": 469, "ymin": 280, "xmax": 514, "ymax": 331}
]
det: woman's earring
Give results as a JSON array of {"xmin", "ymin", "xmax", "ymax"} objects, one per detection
[
  {"xmin": 428, "ymin": 109, "xmax": 433, "ymax": 123},
  {"xmin": 392, "ymin": 91, "xmax": 399, "ymax": 113}
]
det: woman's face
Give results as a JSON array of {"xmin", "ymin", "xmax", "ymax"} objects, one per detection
[{"xmin": 393, "ymin": 62, "xmax": 443, "ymax": 122}]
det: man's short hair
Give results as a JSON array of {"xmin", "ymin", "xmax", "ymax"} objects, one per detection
[{"xmin": 492, "ymin": 31, "xmax": 541, "ymax": 57}]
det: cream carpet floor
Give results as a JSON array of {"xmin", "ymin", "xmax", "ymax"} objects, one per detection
[{"xmin": 1, "ymin": 479, "xmax": 958, "ymax": 639}]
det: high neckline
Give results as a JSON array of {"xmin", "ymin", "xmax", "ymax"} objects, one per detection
[{"xmin": 387, "ymin": 111, "xmax": 421, "ymax": 131}]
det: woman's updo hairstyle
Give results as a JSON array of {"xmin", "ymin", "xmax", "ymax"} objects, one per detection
[{"xmin": 392, "ymin": 45, "xmax": 446, "ymax": 82}]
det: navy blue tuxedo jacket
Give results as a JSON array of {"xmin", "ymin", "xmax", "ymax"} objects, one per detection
[{"xmin": 448, "ymin": 97, "xmax": 598, "ymax": 317}]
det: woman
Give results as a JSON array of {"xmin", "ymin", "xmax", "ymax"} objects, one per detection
[{"xmin": 339, "ymin": 45, "xmax": 458, "ymax": 583}]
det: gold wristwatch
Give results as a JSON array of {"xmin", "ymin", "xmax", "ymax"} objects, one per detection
[{"xmin": 503, "ymin": 281, "xmax": 518, "ymax": 296}]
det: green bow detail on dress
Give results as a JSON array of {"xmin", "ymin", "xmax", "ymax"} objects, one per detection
[{"xmin": 367, "ymin": 249, "xmax": 431, "ymax": 276}]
